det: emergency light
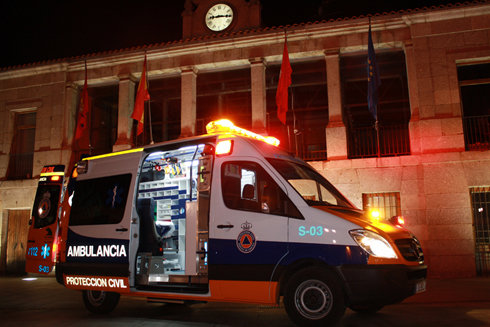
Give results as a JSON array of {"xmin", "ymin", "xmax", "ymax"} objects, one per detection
[{"xmin": 206, "ymin": 119, "xmax": 280, "ymax": 147}]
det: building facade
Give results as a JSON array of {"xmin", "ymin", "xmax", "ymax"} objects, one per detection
[{"xmin": 1, "ymin": 1, "xmax": 489, "ymax": 277}]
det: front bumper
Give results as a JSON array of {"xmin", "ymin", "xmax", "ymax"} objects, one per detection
[{"xmin": 337, "ymin": 264, "xmax": 427, "ymax": 306}]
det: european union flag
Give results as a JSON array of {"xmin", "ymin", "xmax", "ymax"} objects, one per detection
[{"xmin": 367, "ymin": 21, "xmax": 381, "ymax": 122}]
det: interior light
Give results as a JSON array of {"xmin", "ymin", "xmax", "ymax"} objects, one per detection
[
  {"xmin": 216, "ymin": 140, "xmax": 233, "ymax": 156},
  {"xmin": 206, "ymin": 119, "xmax": 280, "ymax": 147}
]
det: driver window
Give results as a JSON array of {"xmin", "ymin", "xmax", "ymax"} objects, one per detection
[{"xmin": 222, "ymin": 161, "xmax": 301, "ymax": 218}]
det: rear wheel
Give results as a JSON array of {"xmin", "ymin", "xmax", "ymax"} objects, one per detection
[
  {"xmin": 82, "ymin": 290, "xmax": 120, "ymax": 314},
  {"xmin": 284, "ymin": 267, "xmax": 345, "ymax": 326}
]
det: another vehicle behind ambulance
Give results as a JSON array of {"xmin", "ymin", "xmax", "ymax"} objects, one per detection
[
  {"xmin": 25, "ymin": 165, "xmax": 65, "ymax": 274},
  {"xmin": 28, "ymin": 120, "xmax": 427, "ymax": 326}
]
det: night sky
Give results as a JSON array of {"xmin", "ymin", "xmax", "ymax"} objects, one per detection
[{"xmin": 0, "ymin": 0, "xmax": 462, "ymax": 68}]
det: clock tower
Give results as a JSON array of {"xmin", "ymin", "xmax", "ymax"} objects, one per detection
[{"xmin": 182, "ymin": 0, "xmax": 261, "ymax": 39}]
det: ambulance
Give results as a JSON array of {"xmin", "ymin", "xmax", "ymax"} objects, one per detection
[{"xmin": 26, "ymin": 119, "xmax": 426, "ymax": 326}]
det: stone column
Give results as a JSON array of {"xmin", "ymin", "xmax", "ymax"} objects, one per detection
[
  {"xmin": 404, "ymin": 40, "xmax": 422, "ymax": 155},
  {"xmin": 325, "ymin": 51, "xmax": 347, "ymax": 160},
  {"xmin": 181, "ymin": 67, "xmax": 197, "ymax": 137},
  {"xmin": 113, "ymin": 75, "xmax": 136, "ymax": 152},
  {"xmin": 62, "ymin": 82, "xmax": 78, "ymax": 165},
  {"xmin": 250, "ymin": 58, "xmax": 267, "ymax": 133},
  {"xmin": 64, "ymin": 83, "xmax": 78, "ymax": 148}
]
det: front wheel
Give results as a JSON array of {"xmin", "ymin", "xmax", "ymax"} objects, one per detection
[
  {"xmin": 82, "ymin": 290, "xmax": 120, "ymax": 314},
  {"xmin": 284, "ymin": 267, "xmax": 345, "ymax": 326}
]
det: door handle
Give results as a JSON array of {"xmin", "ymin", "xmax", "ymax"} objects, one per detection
[
  {"xmin": 217, "ymin": 224, "xmax": 234, "ymax": 229},
  {"xmin": 116, "ymin": 228, "xmax": 128, "ymax": 232}
]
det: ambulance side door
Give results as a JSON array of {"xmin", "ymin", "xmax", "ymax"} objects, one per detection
[{"xmin": 209, "ymin": 158, "xmax": 295, "ymax": 301}]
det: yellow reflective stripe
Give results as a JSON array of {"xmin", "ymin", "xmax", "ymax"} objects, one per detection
[
  {"xmin": 83, "ymin": 148, "xmax": 144, "ymax": 161},
  {"xmin": 40, "ymin": 172, "xmax": 65, "ymax": 177}
]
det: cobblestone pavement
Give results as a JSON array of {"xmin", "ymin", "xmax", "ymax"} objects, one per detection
[{"xmin": 1, "ymin": 276, "xmax": 490, "ymax": 326}]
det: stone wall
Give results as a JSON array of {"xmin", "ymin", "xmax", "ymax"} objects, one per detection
[{"xmin": 310, "ymin": 150, "xmax": 490, "ymax": 277}]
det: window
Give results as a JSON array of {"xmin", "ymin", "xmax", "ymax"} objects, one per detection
[
  {"xmin": 362, "ymin": 192, "xmax": 401, "ymax": 220},
  {"xmin": 197, "ymin": 68, "xmax": 251, "ymax": 134},
  {"xmin": 268, "ymin": 158, "xmax": 353, "ymax": 209},
  {"xmin": 73, "ymin": 85, "xmax": 118, "ymax": 159},
  {"xmin": 32, "ymin": 185, "xmax": 61, "ymax": 228},
  {"xmin": 457, "ymin": 63, "xmax": 490, "ymax": 151},
  {"xmin": 341, "ymin": 51, "xmax": 411, "ymax": 158},
  {"xmin": 69, "ymin": 174, "xmax": 132, "ymax": 226},
  {"xmin": 221, "ymin": 161, "xmax": 301, "ymax": 218},
  {"xmin": 141, "ymin": 76, "xmax": 181, "ymax": 144},
  {"xmin": 7, "ymin": 111, "xmax": 36, "ymax": 180},
  {"xmin": 266, "ymin": 59, "xmax": 328, "ymax": 160}
]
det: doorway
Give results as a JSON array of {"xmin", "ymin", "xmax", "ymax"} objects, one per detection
[
  {"xmin": 6, "ymin": 209, "xmax": 30, "ymax": 274},
  {"xmin": 470, "ymin": 187, "xmax": 490, "ymax": 276}
]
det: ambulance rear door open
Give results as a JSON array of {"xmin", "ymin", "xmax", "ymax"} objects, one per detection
[
  {"xmin": 62, "ymin": 150, "xmax": 142, "ymax": 292},
  {"xmin": 134, "ymin": 141, "xmax": 212, "ymax": 293}
]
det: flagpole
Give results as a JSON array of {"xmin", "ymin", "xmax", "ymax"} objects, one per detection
[
  {"xmin": 367, "ymin": 16, "xmax": 381, "ymax": 158},
  {"xmin": 375, "ymin": 116, "xmax": 380, "ymax": 158},
  {"xmin": 145, "ymin": 52, "xmax": 154, "ymax": 145},
  {"xmin": 85, "ymin": 60, "xmax": 93, "ymax": 155}
]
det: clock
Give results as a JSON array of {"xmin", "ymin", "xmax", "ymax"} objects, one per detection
[{"xmin": 205, "ymin": 3, "xmax": 234, "ymax": 32}]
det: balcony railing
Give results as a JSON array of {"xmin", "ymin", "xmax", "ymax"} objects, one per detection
[
  {"xmin": 302, "ymin": 150, "xmax": 328, "ymax": 161},
  {"xmin": 348, "ymin": 124, "xmax": 411, "ymax": 159},
  {"xmin": 464, "ymin": 115, "xmax": 490, "ymax": 151}
]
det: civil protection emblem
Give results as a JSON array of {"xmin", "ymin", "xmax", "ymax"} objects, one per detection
[
  {"xmin": 236, "ymin": 221, "xmax": 256, "ymax": 254},
  {"xmin": 38, "ymin": 191, "xmax": 51, "ymax": 219}
]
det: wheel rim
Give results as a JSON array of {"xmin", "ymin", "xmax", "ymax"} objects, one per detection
[
  {"xmin": 294, "ymin": 279, "xmax": 333, "ymax": 320},
  {"xmin": 87, "ymin": 290, "xmax": 106, "ymax": 307}
]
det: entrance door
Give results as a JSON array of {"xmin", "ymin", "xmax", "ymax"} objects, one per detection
[
  {"xmin": 6, "ymin": 210, "xmax": 30, "ymax": 274},
  {"xmin": 471, "ymin": 186, "xmax": 490, "ymax": 276}
]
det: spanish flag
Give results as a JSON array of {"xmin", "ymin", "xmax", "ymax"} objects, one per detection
[
  {"xmin": 276, "ymin": 35, "xmax": 292, "ymax": 125},
  {"xmin": 74, "ymin": 62, "xmax": 90, "ymax": 146},
  {"xmin": 132, "ymin": 55, "xmax": 150, "ymax": 135}
]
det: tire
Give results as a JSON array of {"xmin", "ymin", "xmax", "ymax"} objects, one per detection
[
  {"xmin": 284, "ymin": 267, "xmax": 345, "ymax": 327},
  {"xmin": 82, "ymin": 290, "xmax": 120, "ymax": 314},
  {"xmin": 349, "ymin": 304, "xmax": 384, "ymax": 314}
]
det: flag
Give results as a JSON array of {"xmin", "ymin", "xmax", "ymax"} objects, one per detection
[
  {"xmin": 74, "ymin": 63, "xmax": 90, "ymax": 146},
  {"xmin": 132, "ymin": 55, "xmax": 150, "ymax": 135},
  {"xmin": 276, "ymin": 36, "xmax": 292, "ymax": 125},
  {"xmin": 367, "ymin": 21, "xmax": 381, "ymax": 121}
]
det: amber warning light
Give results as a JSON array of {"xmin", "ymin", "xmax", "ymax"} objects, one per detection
[{"xmin": 206, "ymin": 119, "xmax": 280, "ymax": 147}]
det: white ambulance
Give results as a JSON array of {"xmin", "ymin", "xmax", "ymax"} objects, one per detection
[{"xmin": 26, "ymin": 119, "xmax": 426, "ymax": 326}]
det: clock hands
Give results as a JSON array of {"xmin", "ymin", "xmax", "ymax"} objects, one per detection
[{"xmin": 208, "ymin": 14, "xmax": 232, "ymax": 19}]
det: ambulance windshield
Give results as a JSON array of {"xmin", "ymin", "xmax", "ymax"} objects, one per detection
[{"xmin": 268, "ymin": 158, "xmax": 354, "ymax": 209}]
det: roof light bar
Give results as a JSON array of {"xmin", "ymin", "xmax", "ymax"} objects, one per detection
[{"xmin": 206, "ymin": 119, "xmax": 280, "ymax": 147}]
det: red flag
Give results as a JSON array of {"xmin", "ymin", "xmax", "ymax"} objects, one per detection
[
  {"xmin": 74, "ymin": 64, "xmax": 90, "ymax": 145},
  {"xmin": 276, "ymin": 38, "xmax": 292, "ymax": 125},
  {"xmin": 132, "ymin": 55, "xmax": 150, "ymax": 135}
]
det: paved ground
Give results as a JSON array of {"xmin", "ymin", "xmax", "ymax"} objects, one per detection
[{"xmin": 1, "ymin": 275, "xmax": 490, "ymax": 326}]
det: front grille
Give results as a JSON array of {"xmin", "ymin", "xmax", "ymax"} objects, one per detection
[{"xmin": 395, "ymin": 237, "xmax": 424, "ymax": 263}]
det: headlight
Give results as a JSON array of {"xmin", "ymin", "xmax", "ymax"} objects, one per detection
[{"xmin": 349, "ymin": 229, "xmax": 397, "ymax": 259}]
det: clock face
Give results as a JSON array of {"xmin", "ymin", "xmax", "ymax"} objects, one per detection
[{"xmin": 205, "ymin": 3, "xmax": 234, "ymax": 32}]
